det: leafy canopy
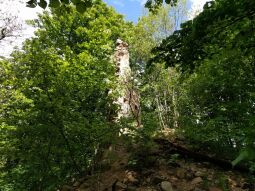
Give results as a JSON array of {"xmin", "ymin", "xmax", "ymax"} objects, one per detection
[{"xmin": 0, "ymin": 1, "xmax": 132, "ymax": 190}]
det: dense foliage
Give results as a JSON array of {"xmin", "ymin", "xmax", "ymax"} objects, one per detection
[
  {"xmin": 0, "ymin": 2, "xmax": 132, "ymax": 190},
  {"xmin": 152, "ymin": 0, "xmax": 255, "ymax": 165}
]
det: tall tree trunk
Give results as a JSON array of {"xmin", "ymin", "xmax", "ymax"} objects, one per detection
[{"xmin": 172, "ymin": 87, "xmax": 179, "ymax": 128}]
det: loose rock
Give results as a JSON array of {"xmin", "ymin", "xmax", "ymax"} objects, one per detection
[
  {"xmin": 160, "ymin": 181, "xmax": 174, "ymax": 191},
  {"xmin": 191, "ymin": 177, "xmax": 203, "ymax": 185},
  {"xmin": 195, "ymin": 171, "xmax": 205, "ymax": 177},
  {"xmin": 151, "ymin": 175, "xmax": 166, "ymax": 184}
]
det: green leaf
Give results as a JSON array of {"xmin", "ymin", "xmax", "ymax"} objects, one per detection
[
  {"xmin": 26, "ymin": 0, "xmax": 37, "ymax": 8},
  {"xmin": 76, "ymin": 1, "xmax": 88, "ymax": 13},
  {"xmin": 49, "ymin": 0, "xmax": 61, "ymax": 8},
  {"xmin": 38, "ymin": 0, "xmax": 47, "ymax": 9}
]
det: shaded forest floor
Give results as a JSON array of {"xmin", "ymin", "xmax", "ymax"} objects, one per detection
[{"xmin": 61, "ymin": 132, "xmax": 254, "ymax": 191}]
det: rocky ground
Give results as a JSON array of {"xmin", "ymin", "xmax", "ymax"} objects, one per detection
[{"xmin": 61, "ymin": 137, "xmax": 254, "ymax": 191}]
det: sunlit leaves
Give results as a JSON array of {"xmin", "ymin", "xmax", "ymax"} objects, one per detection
[{"xmin": 0, "ymin": 2, "xmax": 131, "ymax": 190}]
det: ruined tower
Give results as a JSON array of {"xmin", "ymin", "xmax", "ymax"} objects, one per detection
[{"xmin": 114, "ymin": 39, "xmax": 141, "ymax": 127}]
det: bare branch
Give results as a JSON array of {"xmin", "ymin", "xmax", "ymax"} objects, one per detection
[{"xmin": 0, "ymin": 0, "xmax": 23, "ymax": 41}]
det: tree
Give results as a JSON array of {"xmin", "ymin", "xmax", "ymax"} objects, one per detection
[
  {"xmin": 152, "ymin": 0, "xmax": 255, "ymax": 72},
  {"xmin": 152, "ymin": 0, "xmax": 255, "ymax": 164},
  {"xmin": 26, "ymin": 0, "xmax": 93, "ymax": 12},
  {"xmin": 0, "ymin": 2, "xmax": 132, "ymax": 190},
  {"xmin": 128, "ymin": 1, "xmax": 187, "ymax": 130},
  {"xmin": 129, "ymin": 1, "xmax": 187, "ymax": 66}
]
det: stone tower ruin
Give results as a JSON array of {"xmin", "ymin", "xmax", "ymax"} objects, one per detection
[{"xmin": 114, "ymin": 39, "xmax": 141, "ymax": 127}]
